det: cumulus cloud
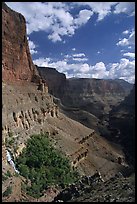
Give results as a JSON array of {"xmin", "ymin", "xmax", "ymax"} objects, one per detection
[
  {"xmin": 6, "ymin": 2, "xmax": 92, "ymax": 42},
  {"xmin": 73, "ymin": 53, "xmax": 85, "ymax": 57},
  {"xmin": 64, "ymin": 54, "xmax": 71, "ymax": 59},
  {"xmin": 28, "ymin": 39, "xmax": 38, "ymax": 55},
  {"xmin": 48, "ymin": 32, "xmax": 62, "ymax": 42},
  {"xmin": 33, "ymin": 56, "xmax": 135, "ymax": 84},
  {"xmin": 72, "ymin": 48, "xmax": 76, "ymax": 51},
  {"xmin": 33, "ymin": 57, "xmax": 52, "ymax": 67},
  {"xmin": 73, "ymin": 2, "xmax": 134, "ymax": 21},
  {"xmin": 74, "ymin": 9, "xmax": 93, "ymax": 26},
  {"xmin": 122, "ymin": 30, "xmax": 129, "ymax": 35},
  {"xmin": 123, "ymin": 52, "xmax": 135, "ymax": 59},
  {"xmin": 107, "ymin": 58, "xmax": 135, "ymax": 83},
  {"xmin": 117, "ymin": 38, "xmax": 129, "ymax": 46},
  {"xmin": 113, "ymin": 2, "xmax": 135, "ymax": 16},
  {"xmin": 64, "ymin": 52, "xmax": 88, "ymax": 62},
  {"xmin": 90, "ymin": 62, "xmax": 109, "ymax": 78},
  {"xmin": 74, "ymin": 2, "xmax": 117, "ymax": 21},
  {"xmin": 6, "ymin": 2, "xmax": 135, "ymax": 42},
  {"xmin": 72, "ymin": 58, "xmax": 88, "ymax": 62},
  {"xmin": 117, "ymin": 29, "xmax": 135, "ymax": 47}
]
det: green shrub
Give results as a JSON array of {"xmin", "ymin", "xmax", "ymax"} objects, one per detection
[{"xmin": 16, "ymin": 133, "xmax": 79, "ymax": 198}]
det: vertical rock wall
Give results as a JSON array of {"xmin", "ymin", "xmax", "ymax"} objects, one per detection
[{"xmin": 2, "ymin": 2, "xmax": 40, "ymax": 83}]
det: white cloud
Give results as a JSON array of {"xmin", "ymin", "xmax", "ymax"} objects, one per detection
[
  {"xmin": 48, "ymin": 32, "xmax": 62, "ymax": 42},
  {"xmin": 80, "ymin": 64, "xmax": 90, "ymax": 73},
  {"xmin": 28, "ymin": 39, "xmax": 38, "ymax": 55},
  {"xmin": 72, "ymin": 48, "xmax": 76, "ymax": 51},
  {"xmin": 123, "ymin": 52, "xmax": 135, "ymax": 59},
  {"xmin": 6, "ymin": 2, "xmax": 75, "ymax": 42},
  {"xmin": 90, "ymin": 62, "xmax": 109, "ymax": 78},
  {"xmin": 74, "ymin": 2, "xmax": 118, "ymax": 21},
  {"xmin": 64, "ymin": 52, "xmax": 88, "ymax": 62},
  {"xmin": 73, "ymin": 53, "xmax": 85, "ymax": 57},
  {"xmin": 128, "ymin": 30, "xmax": 135, "ymax": 45},
  {"xmin": 33, "ymin": 56, "xmax": 135, "ymax": 84},
  {"xmin": 74, "ymin": 2, "xmax": 135, "ymax": 21},
  {"xmin": 73, "ymin": 2, "xmax": 134, "ymax": 21},
  {"xmin": 107, "ymin": 58, "xmax": 135, "ymax": 83},
  {"xmin": 5, "ymin": 2, "xmax": 91, "ymax": 42},
  {"xmin": 122, "ymin": 30, "xmax": 129, "ymax": 35},
  {"xmin": 72, "ymin": 57, "xmax": 88, "ymax": 62},
  {"xmin": 6, "ymin": 2, "xmax": 135, "ymax": 43},
  {"xmin": 117, "ymin": 38, "xmax": 129, "ymax": 46},
  {"xmin": 74, "ymin": 9, "xmax": 93, "ymax": 26},
  {"xmin": 33, "ymin": 57, "xmax": 52, "ymax": 67},
  {"xmin": 64, "ymin": 54, "xmax": 71, "ymax": 59},
  {"xmin": 114, "ymin": 2, "xmax": 135, "ymax": 16},
  {"xmin": 117, "ymin": 29, "xmax": 135, "ymax": 47}
]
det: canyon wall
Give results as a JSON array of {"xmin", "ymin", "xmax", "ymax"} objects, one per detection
[
  {"xmin": 2, "ymin": 2, "xmax": 40, "ymax": 83},
  {"xmin": 109, "ymin": 86, "xmax": 135, "ymax": 166},
  {"xmin": 37, "ymin": 66, "xmax": 67, "ymax": 98},
  {"xmin": 37, "ymin": 67, "xmax": 133, "ymax": 118}
]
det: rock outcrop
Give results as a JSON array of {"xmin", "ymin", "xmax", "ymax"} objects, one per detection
[
  {"xmin": 58, "ymin": 173, "xmax": 135, "ymax": 202},
  {"xmin": 37, "ymin": 66, "xmax": 67, "ymax": 98},
  {"xmin": 2, "ymin": 2, "xmax": 40, "ymax": 84}
]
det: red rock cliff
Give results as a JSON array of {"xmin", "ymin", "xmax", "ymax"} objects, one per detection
[{"xmin": 2, "ymin": 2, "xmax": 40, "ymax": 83}]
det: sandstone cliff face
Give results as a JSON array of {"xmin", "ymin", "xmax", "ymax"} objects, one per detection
[
  {"xmin": 2, "ymin": 3, "xmax": 39, "ymax": 83},
  {"xmin": 2, "ymin": 83, "xmax": 58, "ymax": 158},
  {"xmin": 37, "ymin": 66, "xmax": 67, "ymax": 98}
]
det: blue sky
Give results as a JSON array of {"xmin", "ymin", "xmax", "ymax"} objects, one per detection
[{"xmin": 6, "ymin": 2, "xmax": 135, "ymax": 83}]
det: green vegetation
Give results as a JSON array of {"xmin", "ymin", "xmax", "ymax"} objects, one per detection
[
  {"xmin": 3, "ymin": 186, "xmax": 12, "ymax": 197},
  {"xmin": 16, "ymin": 133, "xmax": 79, "ymax": 198}
]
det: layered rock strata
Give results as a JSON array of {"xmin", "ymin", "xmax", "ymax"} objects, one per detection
[{"xmin": 2, "ymin": 2, "xmax": 40, "ymax": 83}]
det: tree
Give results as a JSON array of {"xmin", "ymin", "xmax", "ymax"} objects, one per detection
[{"xmin": 16, "ymin": 133, "xmax": 79, "ymax": 198}]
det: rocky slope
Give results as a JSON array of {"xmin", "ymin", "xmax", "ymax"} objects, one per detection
[
  {"xmin": 37, "ymin": 67, "xmax": 133, "ymax": 138},
  {"xmin": 2, "ymin": 2, "xmax": 40, "ymax": 83},
  {"xmin": 66, "ymin": 173, "xmax": 135, "ymax": 202},
  {"xmin": 3, "ymin": 82, "xmax": 131, "ymax": 202}
]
